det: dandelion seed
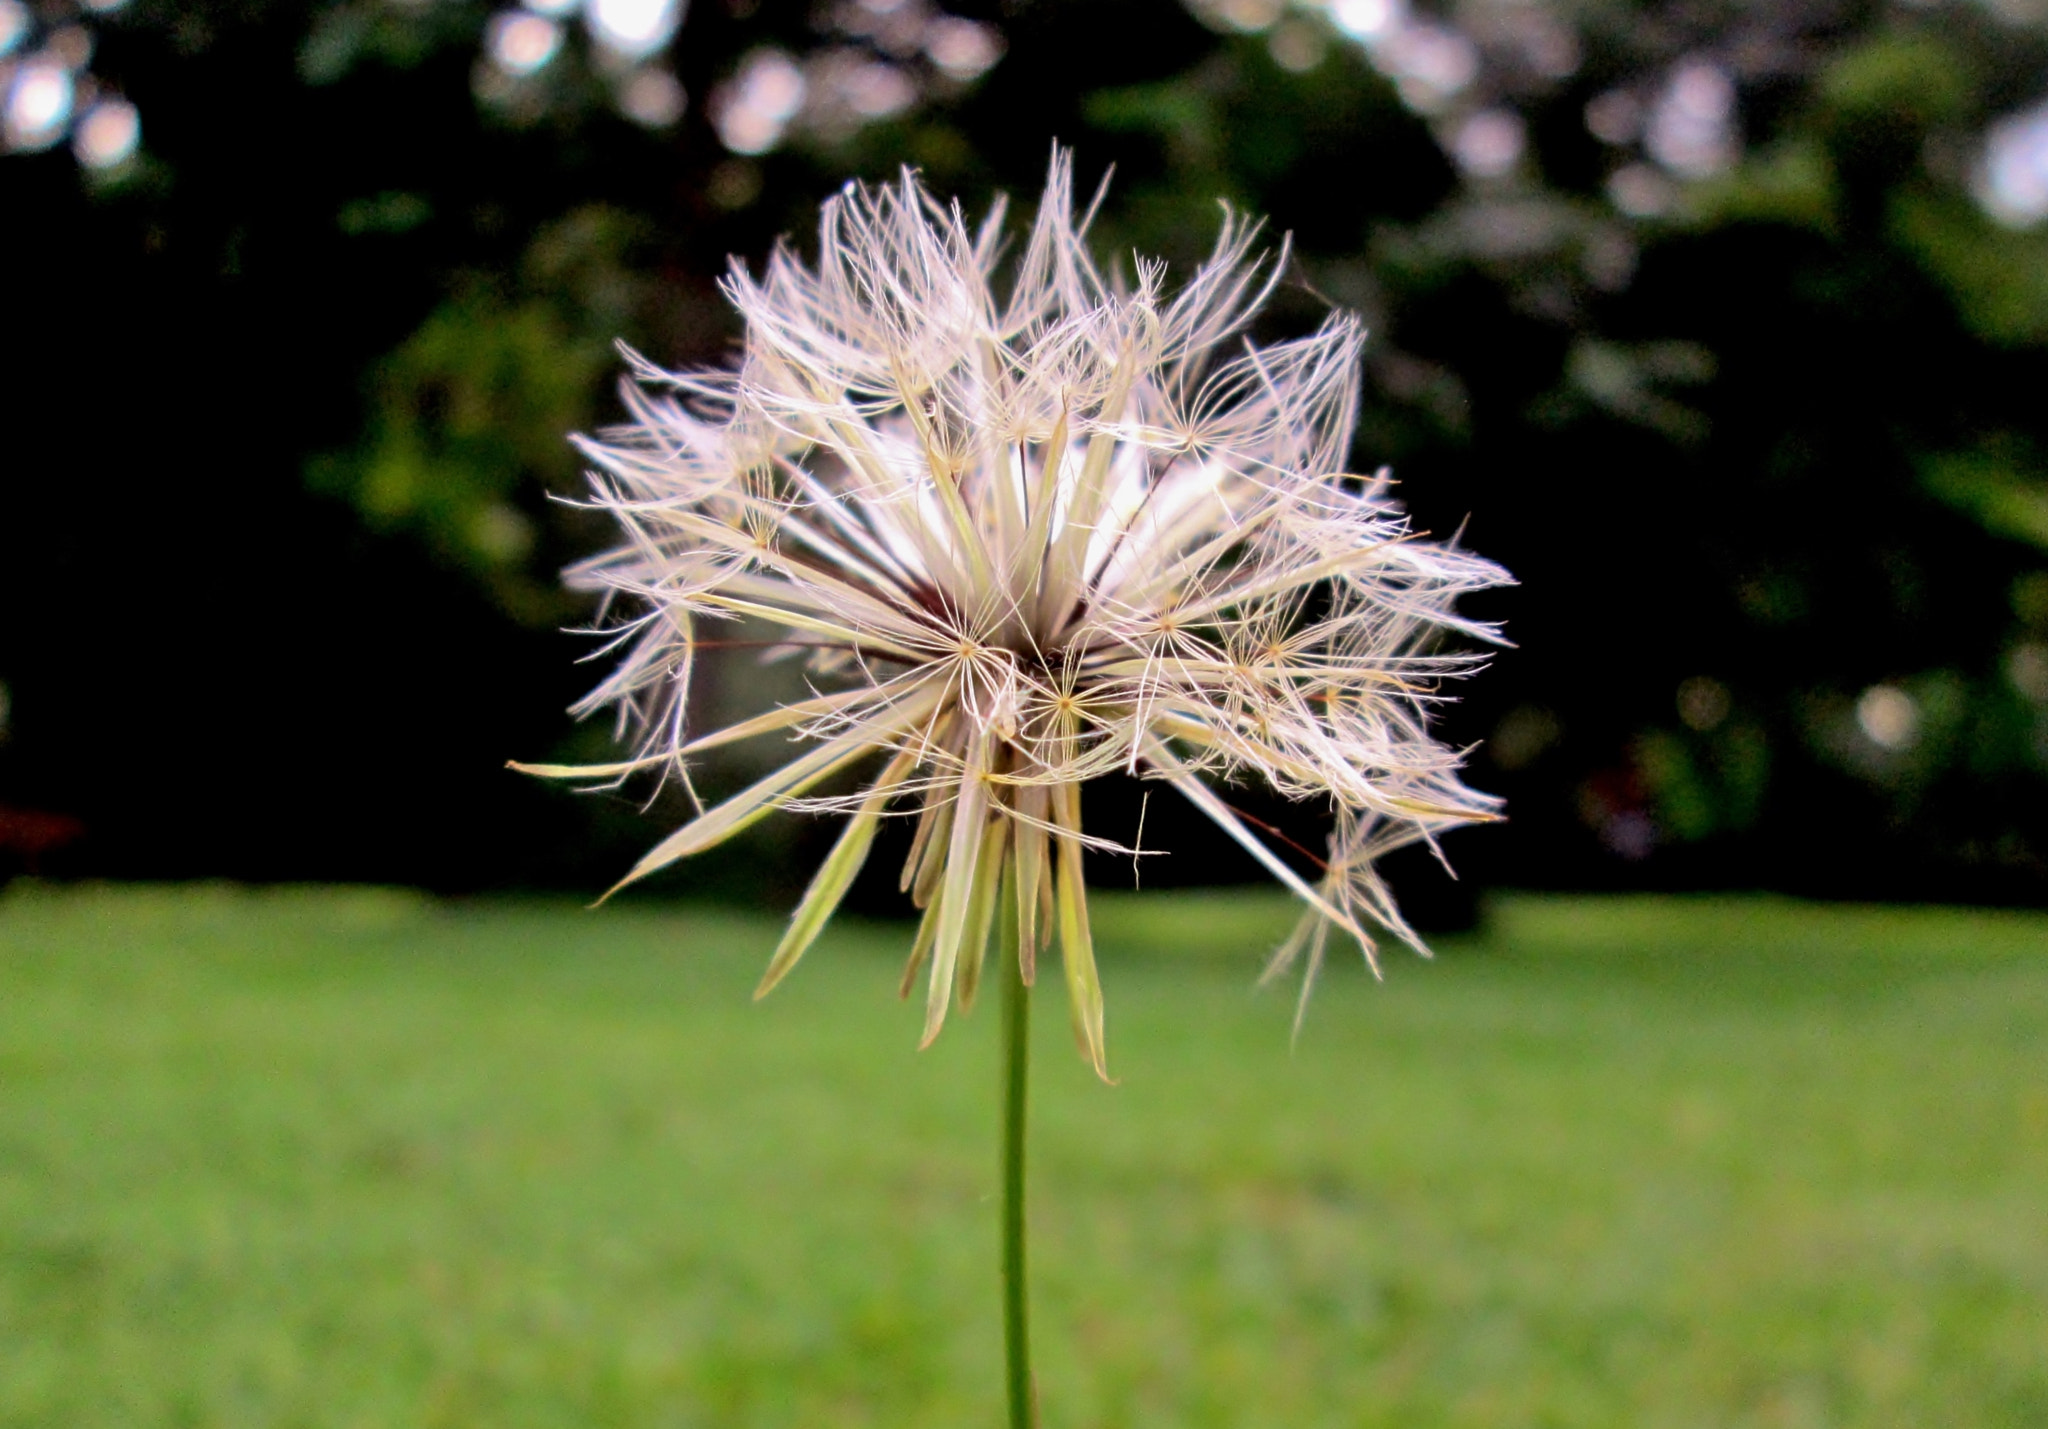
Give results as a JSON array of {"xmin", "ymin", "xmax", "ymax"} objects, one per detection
[{"xmin": 521, "ymin": 151, "xmax": 1509, "ymax": 1073}]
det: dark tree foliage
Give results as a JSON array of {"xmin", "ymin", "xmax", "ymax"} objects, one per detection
[{"xmin": 3, "ymin": 0, "xmax": 2045, "ymax": 909}]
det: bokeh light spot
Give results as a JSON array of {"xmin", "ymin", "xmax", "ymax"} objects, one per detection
[
  {"xmin": 1329, "ymin": 0, "xmax": 1403, "ymax": 41},
  {"xmin": 1677, "ymin": 676, "xmax": 1731, "ymax": 732},
  {"xmin": 1452, "ymin": 108, "xmax": 1524, "ymax": 179},
  {"xmin": 1211, "ymin": 0, "xmax": 1283, "ymax": 32},
  {"xmin": 4, "ymin": 57, "xmax": 73, "ymax": 152},
  {"xmin": 1267, "ymin": 19, "xmax": 1327, "ymax": 74},
  {"xmin": 711, "ymin": 48, "xmax": 806, "ymax": 155},
  {"xmin": 1375, "ymin": 22, "xmax": 1477, "ymax": 114},
  {"xmin": 924, "ymin": 17, "xmax": 1001, "ymax": 82},
  {"xmin": 46, "ymin": 23, "xmax": 91, "ymax": 69},
  {"xmin": 1607, "ymin": 162, "xmax": 1674, "ymax": 218},
  {"xmin": 587, "ymin": 0, "xmax": 682, "ymax": 61},
  {"xmin": 619, "ymin": 67, "xmax": 685, "ymax": 128},
  {"xmin": 1584, "ymin": 89, "xmax": 1640, "ymax": 146},
  {"xmin": 1856, "ymin": 684, "xmax": 1920, "ymax": 751},
  {"xmin": 842, "ymin": 59, "xmax": 915, "ymax": 118},
  {"xmin": 1647, "ymin": 58, "xmax": 1737, "ymax": 179},
  {"xmin": 487, "ymin": 11, "xmax": 563, "ymax": 76},
  {"xmin": 2007, "ymin": 642, "xmax": 2048, "ymax": 703},
  {"xmin": 0, "ymin": 0, "xmax": 29, "ymax": 59},
  {"xmin": 1975, "ymin": 100, "xmax": 2048, "ymax": 229},
  {"xmin": 706, "ymin": 158, "xmax": 761, "ymax": 210},
  {"xmin": 73, "ymin": 97, "xmax": 139, "ymax": 169}
]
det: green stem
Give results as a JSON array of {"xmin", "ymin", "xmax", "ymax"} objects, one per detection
[{"xmin": 999, "ymin": 862, "xmax": 1035, "ymax": 1429}]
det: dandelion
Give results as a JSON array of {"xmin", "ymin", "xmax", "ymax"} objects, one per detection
[{"xmin": 520, "ymin": 151, "xmax": 1506, "ymax": 1424}]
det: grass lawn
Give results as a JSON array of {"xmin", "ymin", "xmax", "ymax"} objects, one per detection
[{"xmin": 1, "ymin": 883, "xmax": 2044, "ymax": 1428}]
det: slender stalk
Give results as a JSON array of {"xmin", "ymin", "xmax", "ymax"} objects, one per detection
[{"xmin": 998, "ymin": 859, "xmax": 1035, "ymax": 1429}]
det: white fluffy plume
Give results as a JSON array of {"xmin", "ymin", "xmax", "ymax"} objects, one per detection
[{"xmin": 522, "ymin": 152, "xmax": 1509, "ymax": 1070}]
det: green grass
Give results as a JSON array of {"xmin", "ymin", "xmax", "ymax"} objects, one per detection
[{"xmin": 2, "ymin": 884, "xmax": 2045, "ymax": 1428}]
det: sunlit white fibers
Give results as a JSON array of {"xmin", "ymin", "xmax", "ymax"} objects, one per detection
[{"xmin": 529, "ymin": 154, "xmax": 1508, "ymax": 1063}]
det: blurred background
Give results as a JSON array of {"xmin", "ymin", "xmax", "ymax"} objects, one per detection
[
  {"xmin": 5, "ymin": 0, "xmax": 2048, "ymax": 913},
  {"xmin": 7, "ymin": 9, "xmax": 2048, "ymax": 1424}
]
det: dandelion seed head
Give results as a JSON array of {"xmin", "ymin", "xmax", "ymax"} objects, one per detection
[{"xmin": 534, "ymin": 151, "xmax": 1509, "ymax": 1069}]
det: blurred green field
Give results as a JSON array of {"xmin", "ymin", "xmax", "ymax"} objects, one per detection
[{"xmin": 1, "ymin": 885, "xmax": 2044, "ymax": 1428}]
